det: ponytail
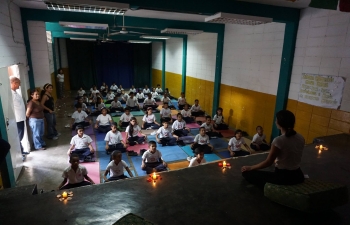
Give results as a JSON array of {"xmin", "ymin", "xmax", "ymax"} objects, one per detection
[
  {"xmin": 285, "ymin": 128, "xmax": 297, "ymax": 137},
  {"xmin": 276, "ymin": 110, "xmax": 297, "ymax": 137},
  {"xmin": 128, "ymin": 117, "xmax": 137, "ymax": 137}
]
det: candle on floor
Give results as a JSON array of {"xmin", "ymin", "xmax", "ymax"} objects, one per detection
[
  {"xmin": 62, "ymin": 192, "xmax": 68, "ymax": 199},
  {"xmin": 319, "ymin": 145, "xmax": 323, "ymax": 150},
  {"xmin": 223, "ymin": 161, "xmax": 227, "ymax": 167},
  {"xmin": 152, "ymin": 172, "xmax": 157, "ymax": 180}
]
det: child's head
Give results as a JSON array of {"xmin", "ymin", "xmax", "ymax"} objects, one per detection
[
  {"xmin": 69, "ymin": 153, "xmax": 80, "ymax": 169},
  {"xmin": 216, "ymin": 107, "xmax": 223, "ymax": 115},
  {"xmin": 119, "ymin": 85, "xmax": 122, "ymax": 88},
  {"xmin": 199, "ymin": 127, "xmax": 206, "ymax": 135},
  {"xmin": 108, "ymin": 90, "xmax": 112, "ymax": 93},
  {"xmin": 138, "ymin": 89, "xmax": 141, "ymax": 93},
  {"xmin": 152, "ymin": 88, "xmax": 156, "ymax": 92},
  {"xmin": 121, "ymin": 90, "xmax": 125, "ymax": 94},
  {"xmin": 111, "ymin": 123, "xmax": 118, "ymax": 132},
  {"xmin": 79, "ymin": 87, "xmax": 83, "ymax": 90},
  {"xmin": 145, "ymin": 85, "xmax": 148, "ymax": 88},
  {"xmin": 205, "ymin": 116, "xmax": 211, "ymax": 124},
  {"xmin": 162, "ymin": 120, "xmax": 169, "ymax": 128},
  {"xmin": 75, "ymin": 103, "xmax": 82, "ymax": 112},
  {"xmin": 184, "ymin": 104, "xmax": 189, "ymax": 110},
  {"xmin": 101, "ymin": 107, "xmax": 108, "ymax": 115},
  {"xmin": 130, "ymin": 92, "xmax": 134, "ymax": 97},
  {"xmin": 148, "ymin": 141, "xmax": 157, "ymax": 153},
  {"xmin": 194, "ymin": 148, "xmax": 204, "ymax": 160},
  {"xmin": 93, "ymin": 86, "xmax": 97, "ymax": 90},
  {"xmin": 163, "ymin": 102, "xmax": 168, "ymax": 108},
  {"xmin": 194, "ymin": 99, "xmax": 199, "ymax": 105},
  {"xmin": 83, "ymin": 94, "xmax": 87, "ymax": 97},
  {"xmin": 102, "ymin": 82, "xmax": 106, "ymax": 85},
  {"xmin": 181, "ymin": 92, "xmax": 185, "ymax": 97},
  {"xmin": 177, "ymin": 113, "xmax": 183, "ymax": 121},
  {"xmin": 78, "ymin": 97, "xmax": 83, "ymax": 104},
  {"xmin": 129, "ymin": 117, "xmax": 137, "ymax": 125},
  {"xmin": 147, "ymin": 93, "xmax": 152, "ymax": 99},
  {"xmin": 157, "ymin": 84, "xmax": 160, "ymax": 88},
  {"xmin": 76, "ymin": 125, "xmax": 84, "ymax": 136},
  {"xmin": 114, "ymin": 96, "xmax": 118, "ymax": 101},
  {"xmin": 256, "ymin": 126, "xmax": 263, "ymax": 135},
  {"xmin": 147, "ymin": 107, "xmax": 153, "ymax": 115},
  {"xmin": 125, "ymin": 107, "xmax": 130, "ymax": 115},
  {"xmin": 97, "ymin": 97, "xmax": 102, "ymax": 103},
  {"xmin": 132, "ymin": 85, "xmax": 134, "ymax": 88},
  {"xmin": 235, "ymin": 129, "xmax": 242, "ymax": 139},
  {"xmin": 164, "ymin": 93, "xmax": 168, "ymax": 97},
  {"xmin": 111, "ymin": 150, "xmax": 122, "ymax": 163}
]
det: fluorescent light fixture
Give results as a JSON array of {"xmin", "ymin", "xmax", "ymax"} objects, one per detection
[
  {"xmin": 205, "ymin": 12, "xmax": 272, "ymax": 25},
  {"xmin": 70, "ymin": 38, "xmax": 96, "ymax": 41},
  {"xmin": 128, "ymin": 40, "xmax": 151, "ymax": 44},
  {"xmin": 59, "ymin": 21, "xmax": 108, "ymax": 30},
  {"xmin": 64, "ymin": 31, "xmax": 98, "ymax": 36},
  {"xmin": 44, "ymin": 0, "xmax": 129, "ymax": 15},
  {"xmin": 161, "ymin": 28, "xmax": 203, "ymax": 35},
  {"xmin": 140, "ymin": 35, "xmax": 171, "ymax": 40}
]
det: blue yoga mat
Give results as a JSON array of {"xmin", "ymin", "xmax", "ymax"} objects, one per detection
[
  {"xmin": 96, "ymin": 141, "xmax": 106, "ymax": 152},
  {"xmin": 218, "ymin": 150, "xmax": 231, "ymax": 159},
  {"xmin": 209, "ymin": 138, "xmax": 228, "ymax": 150},
  {"xmin": 130, "ymin": 156, "xmax": 147, "ymax": 177},
  {"xmin": 170, "ymin": 100, "xmax": 179, "ymax": 110},
  {"xmin": 147, "ymin": 135, "xmax": 157, "ymax": 142},
  {"xmin": 190, "ymin": 128, "xmax": 199, "ymax": 136},
  {"xmin": 157, "ymin": 145, "xmax": 188, "ymax": 162},
  {"xmin": 181, "ymin": 145, "xmax": 193, "ymax": 156},
  {"xmin": 204, "ymin": 153, "xmax": 221, "ymax": 162},
  {"xmin": 95, "ymin": 132, "xmax": 106, "ymax": 142}
]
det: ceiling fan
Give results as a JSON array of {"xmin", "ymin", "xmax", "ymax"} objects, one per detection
[{"xmin": 109, "ymin": 14, "xmax": 153, "ymax": 36}]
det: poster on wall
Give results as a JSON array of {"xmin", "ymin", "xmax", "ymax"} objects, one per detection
[{"xmin": 298, "ymin": 74, "xmax": 345, "ymax": 109}]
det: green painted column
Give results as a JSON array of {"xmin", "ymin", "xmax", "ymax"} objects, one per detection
[
  {"xmin": 212, "ymin": 28, "xmax": 225, "ymax": 116},
  {"xmin": 271, "ymin": 21, "xmax": 299, "ymax": 140},
  {"xmin": 162, "ymin": 41, "xmax": 166, "ymax": 90},
  {"xmin": 182, "ymin": 36, "xmax": 187, "ymax": 93},
  {"xmin": 149, "ymin": 43, "xmax": 153, "ymax": 87},
  {"xmin": 21, "ymin": 16, "xmax": 35, "ymax": 90},
  {"xmin": 52, "ymin": 37, "xmax": 58, "ymax": 82}
]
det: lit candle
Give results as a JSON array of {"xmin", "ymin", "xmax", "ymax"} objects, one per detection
[
  {"xmin": 223, "ymin": 161, "xmax": 227, "ymax": 167},
  {"xmin": 62, "ymin": 192, "xmax": 68, "ymax": 199},
  {"xmin": 152, "ymin": 172, "xmax": 157, "ymax": 180},
  {"xmin": 319, "ymin": 145, "xmax": 323, "ymax": 150}
]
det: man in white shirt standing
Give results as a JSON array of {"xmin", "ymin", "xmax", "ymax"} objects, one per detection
[
  {"xmin": 57, "ymin": 69, "xmax": 64, "ymax": 99},
  {"xmin": 10, "ymin": 76, "xmax": 29, "ymax": 159}
]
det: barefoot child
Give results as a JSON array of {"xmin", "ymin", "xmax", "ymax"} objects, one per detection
[
  {"xmin": 143, "ymin": 93, "xmax": 158, "ymax": 111},
  {"xmin": 178, "ymin": 92, "xmax": 187, "ymax": 110},
  {"xmin": 119, "ymin": 108, "xmax": 133, "ymax": 128},
  {"xmin": 191, "ymin": 127, "xmax": 213, "ymax": 154},
  {"xmin": 181, "ymin": 104, "xmax": 194, "ymax": 123},
  {"xmin": 110, "ymin": 96, "xmax": 124, "ymax": 113},
  {"xmin": 126, "ymin": 92, "xmax": 140, "ymax": 111},
  {"xmin": 228, "ymin": 129, "xmax": 252, "ymax": 157},
  {"xmin": 103, "ymin": 150, "xmax": 133, "ymax": 182},
  {"xmin": 251, "ymin": 126, "xmax": 270, "ymax": 151},
  {"xmin": 191, "ymin": 99, "xmax": 205, "ymax": 117},
  {"xmin": 125, "ymin": 117, "xmax": 147, "ymax": 146},
  {"xmin": 172, "ymin": 113, "xmax": 191, "ymax": 137},
  {"xmin": 155, "ymin": 84, "xmax": 163, "ymax": 94},
  {"xmin": 141, "ymin": 141, "xmax": 167, "ymax": 174},
  {"xmin": 156, "ymin": 121, "xmax": 178, "ymax": 146},
  {"xmin": 105, "ymin": 123, "xmax": 127, "ymax": 154},
  {"xmin": 67, "ymin": 126, "xmax": 95, "ymax": 162},
  {"xmin": 142, "ymin": 107, "xmax": 160, "ymax": 130},
  {"xmin": 160, "ymin": 102, "xmax": 172, "ymax": 123},
  {"xmin": 70, "ymin": 103, "xmax": 92, "ymax": 130}
]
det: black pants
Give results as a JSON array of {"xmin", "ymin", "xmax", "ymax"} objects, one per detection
[
  {"xmin": 215, "ymin": 123, "xmax": 228, "ymax": 130},
  {"xmin": 128, "ymin": 136, "xmax": 145, "ymax": 146},
  {"xmin": 110, "ymin": 107, "xmax": 124, "ymax": 113},
  {"xmin": 107, "ymin": 143, "xmax": 126, "ymax": 153},
  {"xmin": 90, "ymin": 110, "xmax": 101, "ymax": 116},
  {"xmin": 206, "ymin": 131, "xmax": 222, "ymax": 138},
  {"xmin": 120, "ymin": 122, "xmax": 129, "ymax": 128},
  {"xmin": 72, "ymin": 121, "xmax": 90, "ymax": 130},
  {"xmin": 158, "ymin": 137, "xmax": 177, "ymax": 146},
  {"xmin": 232, "ymin": 150, "xmax": 250, "ymax": 157},
  {"xmin": 183, "ymin": 117, "xmax": 194, "ymax": 123},
  {"xmin": 143, "ymin": 104, "xmax": 158, "ymax": 110},
  {"xmin": 242, "ymin": 167, "xmax": 304, "ymax": 189},
  {"xmin": 160, "ymin": 117, "xmax": 171, "ymax": 124},
  {"xmin": 128, "ymin": 106, "xmax": 139, "ymax": 111},
  {"xmin": 137, "ymin": 98, "xmax": 144, "ymax": 103},
  {"xmin": 250, "ymin": 143, "xmax": 270, "ymax": 151},
  {"xmin": 97, "ymin": 125, "xmax": 111, "ymax": 133},
  {"xmin": 144, "ymin": 122, "xmax": 160, "ymax": 130},
  {"xmin": 71, "ymin": 148, "xmax": 93, "ymax": 161},
  {"xmin": 191, "ymin": 143, "xmax": 212, "ymax": 154},
  {"xmin": 173, "ymin": 129, "xmax": 188, "ymax": 137},
  {"xmin": 178, "ymin": 104, "xmax": 185, "ymax": 110},
  {"xmin": 60, "ymin": 181, "xmax": 92, "ymax": 190},
  {"xmin": 16, "ymin": 121, "xmax": 25, "ymax": 154},
  {"xmin": 107, "ymin": 175, "xmax": 128, "ymax": 181},
  {"xmin": 142, "ymin": 162, "xmax": 167, "ymax": 174}
]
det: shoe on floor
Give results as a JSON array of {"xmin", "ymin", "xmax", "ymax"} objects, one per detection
[
  {"xmin": 150, "ymin": 131, "xmax": 156, "ymax": 135},
  {"xmin": 36, "ymin": 148, "xmax": 46, "ymax": 150},
  {"xmin": 52, "ymin": 136, "xmax": 59, "ymax": 140},
  {"xmin": 146, "ymin": 127, "xmax": 152, "ymax": 130},
  {"xmin": 56, "ymin": 133, "xmax": 62, "ymax": 136},
  {"xmin": 65, "ymin": 124, "xmax": 70, "ymax": 128},
  {"xmin": 22, "ymin": 152, "xmax": 30, "ymax": 155},
  {"xmin": 187, "ymin": 156, "xmax": 194, "ymax": 162}
]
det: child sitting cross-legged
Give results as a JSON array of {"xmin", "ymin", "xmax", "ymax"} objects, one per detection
[
  {"xmin": 191, "ymin": 99, "xmax": 205, "ymax": 117},
  {"xmin": 156, "ymin": 121, "xmax": 178, "ymax": 146},
  {"xmin": 76, "ymin": 97, "xmax": 90, "ymax": 115},
  {"xmin": 189, "ymin": 127, "xmax": 213, "ymax": 158},
  {"xmin": 58, "ymin": 153, "xmax": 95, "ymax": 190},
  {"xmin": 126, "ymin": 92, "xmax": 140, "ymax": 111},
  {"xmin": 151, "ymin": 88, "xmax": 160, "ymax": 102},
  {"xmin": 172, "ymin": 113, "xmax": 191, "ymax": 137},
  {"xmin": 141, "ymin": 141, "xmax": 167, "ymax": 174},
  {"xmin": 181, "ymin": 104, "xmax": 194, "ymax": 123},
  {"xmin": 70, "ymin": 103, "xmax": 92, "ymax": 130},
  {"xmin": 200, "ymin": 116, "xmax": 223, "ymax": 138},
  {"xmin": 213, "ymin": 107, "xmax": 229, "ymax": 130},
  {"xmin": 105, "ymin": 90, "xmax": 115, "ymax": 104},
  {"xmin": 95, "ymin": 108, "xmax": 113, "ymax": 133},
  {"xmin": 119, "ymin": 108, "xmax": 133, "ymax": 128},
  {"xmin": 110, "ymin": 96, "xmax": 124, "ymax": 113},
  {"xmin": 142, "ymin": 107, "xmax": 160, "ymax": 130},
  {"xmin": 188, "ymin": 147, "xmax": 206, "ymax": 167},
  {"xmin": 250, "ymin": 126, "xmax": 270, "ymax": 151},
  {"xmin": 67, "ymin": 125, "xmax": 95, "ymax": 162},
  {"xmin": 228, "ymin": 129, "xmax": 252, "ymax": 157},
  {"xmin": 103, "ymin": 150, "xmax": 133, "ymax": 182},
  {"xmin": 125, "ymin": 117, "xmax": 147, "ymax": 146},
  {"xmin": 178, "ymin": 92, "xmax": 187, "ymax": 110},
  {"xmin": 104, "ymin": 123, "xmax": 127, "ymax": 154},
  {"xmin": 155, "ymin": 84, "xmax": 163, "ymax": 95},
  {"xmin": 143, "ymin": 93, "xmax": 158, "ymax": 111},
  {"xmin": 160, "ymin": 102, "xmax": 172, "ymax": 124},
  {"xmin": 136, "ymin": 89, "xmax": 145, "ymax": 103}
]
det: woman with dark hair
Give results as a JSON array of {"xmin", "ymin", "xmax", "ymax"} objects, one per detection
[
  {"xmin": 26, "ymin": 89, "xmax": 46, "ymax": 150},
  {"xmin": 241, "ymin": 110, "xmax": 305, "ymax": 188},
  {"xmin": 41, "ymin": 83, "xmax": 60, "ymax": 140}
]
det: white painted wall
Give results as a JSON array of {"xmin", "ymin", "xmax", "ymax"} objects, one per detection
[
  {"xmin": 47, "ymin": 31, "xmax": 54, "ymax": 74},
  {"xmin": 165, "ymin": 38, "xmax": 182, "ymax": 74},
  {"xmin": 288, "ymin": 7, "xmax": 350, "ymax": 112},
  {"xmin": 27, "ymin": 21, "xmax": 51, "ymax": 88},
  {"xmin": 152, "ymin": 42, "xmax": 162, "ymax": 70},
  {"xmin": 59, "ymin": 38, "xmax": 68, "ymax": 68},
  {"xmin": 187, "ymin": 32, "xmax": 217, "ymax": 82},
  {"xmin": 221, "ymin": 22, "xmax": 285, "ymax": 95}
]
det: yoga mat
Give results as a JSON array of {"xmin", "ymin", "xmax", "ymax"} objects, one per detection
[
  {"xmin": 154, "ymin": 113, "xmax": 161, "ymax": 123},
  {"xmin": 71, "ymin": 125, "xmax": 94, "ymax": 136},
  {"xmin": 204, "ymin": 153, "xmax": 221, "ymax": 162},
  {"xmin": 131, "ymin": 110, "xmax": 145, "ymax": 116},
  {"xmin": 181, "ymin": 145, "xmax": 194, "ymax": 156},
  {"xmin": 186, "ymin": 123, "xmax": 200, "ymax": 129},
  {"xmin": 126, "ymin": 143, "xmax": 149, "ymax": 154},
  {"xmin": 130, "ymin": 156, "xmax": 147, "ymax": 177},
  {"xmin": 190, "ymin": 128, "xmax": 199, "ymax": 136},
  {"xmin": 195, "ymin": 116, "xmax": 206, "ymax": 122},
  {"xmin": 167, "ymin": 161, "xmax": 189, "ymax": 170},
  {"xmin": 95, "ymin": 132, "xmax": 106, "ymax": 142},
  {"xmin": 170, "ymin": 101, "xmax": 179, "ymax": 109},
  {"xmin": 111, "ymin": 112, "xmax": 123, "ymax": 117},
  {"xmin": 179, "ymin": 136, "xmax": 194, "ymax": 144},
  {"xmin": 220, "ymin": 129, "xmax": 235, "ymax": 138},
  {"xmin": 105, "ymin": 104, "xmax": 111, "ymax": 108},
  {"xmin": 83, "ymin": 162, "xmax": 101, "ymax": 184},
  {"xmin": 171, "ymin": 110, "xmax": 180, "ymax": 115},
  {"xmin": 209, "ymin": 138, "xmax": 228, "ymax": 150},
  {"xmin": 218, "ymin": 150, "xmax": 232, "ymax": 159},
  {"xmin": 112, "ymin": 117, "xmax": 120, "ymax": 124},
  {"xmin": 157, "ymin": 145, "xmax": 188, "ymax": 162}
]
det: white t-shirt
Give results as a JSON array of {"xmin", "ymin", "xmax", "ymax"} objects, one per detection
[
  {"xmin": 136, "ymin": 93, "xmax": 144, "ymax": 99},
  {"xmin": 143, "ymin": 114, "xmax": 156, "ymax": 123},
  {"xmin": 213, "ymin": 115, "xmax": 223, "ymax": 124},
  {"xmin": 97, "ymin": 103, "xmax": 106, "ymax": 111},
  {"xmin": 110, "ymin": 85, "xmax": 118, "ymax": 90},
  {"xmin": 104, "ymin": 130, "xmax": 123, "ymax": 145},
  {"xmin": 272, "ymin": 133, "xmax": 305, "ymax": 170},
  {"xmin": 156, "ymin": 126, "xmax": 172, "ymax": 138},
  {"xmin": 189, "ymin": 157, "xmax": 207, "ymax": 167},
  {"xmin": 228, "ymin": 137, "xmax": 245, "ymax": 151},
  {"xmin": 143, "ymin": 88, "xmax": 151, "ymax": 94},
  {"xmin": 12, "ymin": 90, "xmax": 26, "ymax": 122},
  {"xmin": 125, "ymin": 125, "xmax": 141, "ymax": 137},
  {"xmin": 106, "ymin": 93, "xmax": 115, "ymax": 100},
  {"xmin": 106, "ymin": 160, "xmax": 128, "ymax": 177},
  {"xmin": 80, "ymin": 103, "xmax": 88, "ymax": 111},
  {"xmin": 70, "ymin": 134, "xmax": 93, "ymax": 149},
  {"xmin": 126, "ymin": 97, "xmax": 138, "ymax": 107},
  {"xmin": 144, "ymin": 98, "xmax": 156, "ymax": 105},
  {"xmin": 178, "ymin": 97, "xmax": 186, "ymax": 105},
  {"xmin": 252, "ymin": 133, "xmax": 266, "ymax": 145},
  {"xmin": 172, "ymin": 120, "xmax": 186, "ymax": 130},
  {"xmin": 130, "ymin": 88, "xmax": 137, "ymax": 93},
  {"xmin": 181, "ymin": 109, "xmax": 192, "ymax": 117},
  {"xmin": 72, "ymin": 111, "xmax": 88, "ymax": 123},
  {"xmin": 142, "ymin": 149, "xmax": 162, "ymax": 163},
  {"xmin": 191, "ymin": 104, "xmax": 201, "ymax": 112},
  {"xmin": 194, "ymin": 134, "xmax": 210, "ymax": 145},
  {"xmin": 77, "ymin": 90, "xmax": 85, "ymax": 96},
  {"xmin": 200, "ymin": 122, "xmax": 213, "ymax": 132},
  {"xmin": 100, "ymin": 85, "xmax": 105, "ymax": 90},
  {"xmin": 120, "ymin": 113, "xmax": 133, "ymax": 122},
  {"xmin": 111, "ymin": 101, "xmax": 122, "ymax": 108},
  {"xmin": 151, "ymin": 92, "xmax": 159, "ymax": 98},
  {"xmin": 57, "ymin": 74, "xmax": 64, "ymax": 82},
  {"xmin": 155, "ymin": 87, "xmax": 163, "ymax": 93},
  {"xmin": 62, "ymin": 165, "xmax": 87, "ymax": 184},
  {"xmin": 161, "ymin": 97, "xmax": 170, "ymax": 103},
  {"xmin": 122, "ymin": 94, "xmax": 129, "ymax": 100},
  {"xmin": 160, "ymin": 108, "xmax": 171, "ymax": 118},
  {"xmin": 96, "ymin": 114, "xmax": 112, "ymax": 126},
  {"xmin": 91, "ymin": 90, "xmax": 99, "ymax": 96}
]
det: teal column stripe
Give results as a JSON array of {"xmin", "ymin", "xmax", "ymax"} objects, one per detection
[
  {"xmin": 149, "ymin": 43, "xmax": 152, "ymax": 87},
  {"xmin": 0, "ymin": 97, "xmax": 15, "ymax": 187},
  {"xmin": 212, "ymin": 27, "xmax": 225, "ymax": 116},
  {"xmin": 162, "ymin": 41, "xmax": 166, "ymax": 90},
  {"xmin": 21, "ymin": 19, "xmax": 35, "ymax": 89},
  {"xmin": 182, "ymin": 36, "xmax": 187, "ymax": 93},
  {"xmin": 52, "ymin": 38, "xmax": 58, "ymax": 91},
  {"xmin": 271, "ymin": 21, "xmax": 299, "ymax": 140}
]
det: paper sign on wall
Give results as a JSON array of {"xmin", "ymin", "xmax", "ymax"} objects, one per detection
[{"xmin": 298, "ymin": 74, "xmax": 345, "ymax": 109}]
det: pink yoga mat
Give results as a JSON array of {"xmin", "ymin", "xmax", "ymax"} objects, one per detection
[
  {"xmin": 220, "ymin": 130, "xmax": 235, "ymax": 138},
  {"xmin": 126, "ymin": 143, "xmax": 149, "ymax": 154},
  {"xmin": 195, "ymin": 116, "xmax": 206, "ymax": 122},
  {"xmin": 83, "ymin": 162, "xmax": 101, "ymax": 184},
  {"xmin": 186, "ymin": 123, "xmax": 200, "ymax": 129}
]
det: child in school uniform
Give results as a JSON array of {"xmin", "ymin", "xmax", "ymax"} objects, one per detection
[
  {"xmin": 126, "ymin": 92, "xmax": 140, "ymax": 111},
  {"xmin": 155, "ymin": 84, "xmax": 163, "ymax": 95},
  {"xmin": 76, "ymin": 97, "xmax": 90, "ymax": 114},
  {"xmin": 188, "ymin": 148, "xmax": 206, "ymax": 167},
  {"xmin": 172, "ymin": 113, "xmax": 191, "ymax": 137},
  {"xmin": 142, "ymin": 107, "xmax": 160, "ymax": 130},
  {"xmin": 119, "ymin": 108, "xmax": 133, "ymax": 128},
  {"xmin": 136, "ymin": 89, "xmax": 145, "ymax": 103},
  {"xmin": 161, "ymin": 93, "xmax": 175, "ymax": 109},
  {"xmin": 250, "ymin": 126, "xmax": 270, "ymax": 151},
  {"xmin": 91, "ymin": 97, "xmax": 106, "ymax": 116},
  {"xmin": 213, "ymin": 107, "xmax": 229, "ymax": 130},
  {"xmin": 70, "ymin": 103, "xmax": 92, "ymax": 130},
  {"xmin": 100, "ymin": 82, "xmax": 106, "ymax": 92},
  {"xmin": 125, "ymin": 117, "xmax": 147, "ymax": 146},
  {"xmin": 151, "ymin": 88, "xmax": 160, "ymax": 102},
  {"xmin": 191, "ymin": 99, "xmax": 205, "ymax": 117},
  {"xmin": 105, "ymin": 90, "xmax": 115, "ymax": 104},
  {"xmin": 59, "ymin": 153, "xmax": 95, "ymax": 190},
  {"xmin": 141, "ymin": 141, "xmax": 167, "ymax": 174},
  {"xmin": 160, "ymin": 102, "xmax": 172, "ymax": 123},
  {"xmin": 110, "ymin": 83, "xmax": 118, "ymax": 91},
  {"xmin": 181, "ymin": 104, "xmax": 194, "ymax": 123},
  {"xmin": 164, "ymin": 88, "xmax": 171, "ymax": 98},
  {"xmin": 143, "ymin": 93, "xmax": 158, "ymax": 110},
  {"xmin": 129, "ymin": 85, "xmax": 137, "ymax": 94},
  {"xmin": 82, "ymin": 94, "xmax": 90, "ymax": 105},
  {"xmin": 110, "ymin": 96, "xmax": 124, "ymax": 113},
  {"xmin": 95, "ymin": 108, "xmax": 113, "ymax": 133},
  {"xmin": 178, "ymin": 92, "xmax": 187, "ymax": 110},
  {"xmin": 156, "ymin": 121, "xmax": 178, "ymax": 146},
  {"xmin": 103, "ymin": 150, "xmax": 133, "ymax": 182},
  {"xmin": 104, "ymin": 123, "xmax": 127, "ymax": 154},
  {"xmin": 200, "ymin": 116, "xmax": 223, "ymax": 138},
  {"xmin": 228, "ymin": 129, "xmax": 252, "ymax": 157},
  {"xmin": 90, "ymin": 86, "xmax": 100, "ymax": 99},
  {"xmin": 120, "ymin": 90, "xmax": 129, "ymax": 104},
  {"xmin": 77, "ymin": 87, "xmax": 85, "ymax": 98},
  {"xmin": 101, "ymin": 85, "xmax": 108, "ymax": 97},
  {"xmin": 67, "ymin": 126, "xmax": 95, "ymax": 162},
  {"xmin": 143, "ymin": 85, "xmax": 151, "ymax": 94},
  {"xmin": 191, "ymin": 127, "xmax": 213, "ymax": 154}
]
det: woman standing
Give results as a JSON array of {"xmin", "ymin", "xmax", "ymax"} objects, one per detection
[
  {"xmin": 41, "ymin": 84, "xmax": 60, "ymax": 140},
  {"xmin": 26, "ymin": 90, "xmax": 46, "ymax": 150},
  {"xmin": 241, "ymin": 110, "xmax": 305, "ymax": 189},
  {"xmin": 57, "ymin": 69, "xmax": 64, "ymax": 99}
]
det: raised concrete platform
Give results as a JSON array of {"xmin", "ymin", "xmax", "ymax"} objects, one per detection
[{"xmin": 0, "ymin": 134, "xmax": 349, "ymax": 225}]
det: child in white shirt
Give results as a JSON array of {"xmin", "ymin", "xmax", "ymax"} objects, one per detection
[
  {"xmin": 136, "ymin": 90, "xmax": 145, "ymax": 103},
  {"xmin": 95, "ymin": 108, "xmax": 113, "ymax": 133},
  {"xmin": 156, "ymin": 121, "xmax": 178, "ymax": 146},
  {"xmin": 91, "ymin": 97, "xmax": 106, "ymax": 116},
  {"xmin": 126, "ymin": 92, "xmax": 140, "ymax": 111},
  {"xmin": 191, "ymin": 99, "xmax": 205, "ymax": 117},
  {"xmin": 129, "ymin": 85, "xmax": 137, "ymax": 94},
  {"xmin": 160, "ymin": 102, "xmax": 172, "ymax": 123},
  {"xmin": 125, "ymin": 117, "xmax": 146, "ymax": 146},
  {"xmin": 181, "ymin": 104, "xmax": 194, "ymax": 123},
  {"xmin": 250, "ymin": 126, "xmax": 270, "ymax": 151},
  {"xmin": 119, "ymin": 108, "xmax": 133, "ymax": 128},
  {"xmin": 76, "ymin": 97, "xmax": 90, "ymax": 114},
  {"xmin": 228, "ymin": 129, "xmax": 252, "ymax": 157},
  {"xmin": 104, "ymin": 123, "xmax": 127, "ymax": 154},
  {"xmin": 110, "ymin": 96, "xmax": 124, "ymax": 113},
  {"xmin": 120, "ymin": 90, "xmax": 129, "ymax": 103},
  {"xmin": 67, "ymin": 126, "xmax": 95, "ymax": 162},
  {"xmin": 172, "ymin": 113, "xmax": 190, "ymax": 137},
  {"xmin": 141, "ymin": 141, "xmax": 167, "ymax": 174},
  {"xmin": 200, "ymin": 116, "xmax": 222, "ymax": 138},
  {"xmin": 77, "ymin": 87, "xmax": 85, "ymax": 98},
  {"xmin": 105, "ymin": 91, "xmax": 115, "ymax": 103},
  {"xmin": 188, "ymin": 148, "xmax": 206, "ymax": 167},
  {"xmin": 151, "ymin": 88, "xmax": 160, "ymax": 101},
  {"xmin": 104, "ymin": 150, "xmax": 133, "ymax": 182},
  {"xmin": 161, "ymin": 93, "xmax": 175, "ymax": 109},
  {"xmin": 71, "ymin": 103, "xmax": 91, "ymax": 130},
  {"xmin": 143, "ymin": 94, "xmax": 158, "ymax": 110},
  {"xmin": 142, "ymin": 107, "xmax": 160, "ymax": 130},
  {"xmin": 143, "ymin": 85, "xmax": 151, "ymax": 94},
  {"xmin": 213, "ymin": 107, "xmax": 228, "ymax": 130},
  {"xmin": 178, "ymin": 92, "xmax": 187, "ymax": 110},
  {"xmin": 191, "ymin": 127, "xmax": 213, "ymax": 154},
  {"xmin": 155, "ymin": 84, "xmax": 163, "ymax": 94},
  {"xmin": 110, "ymin": 83, "xmax": 118, "ymax": 91}
]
